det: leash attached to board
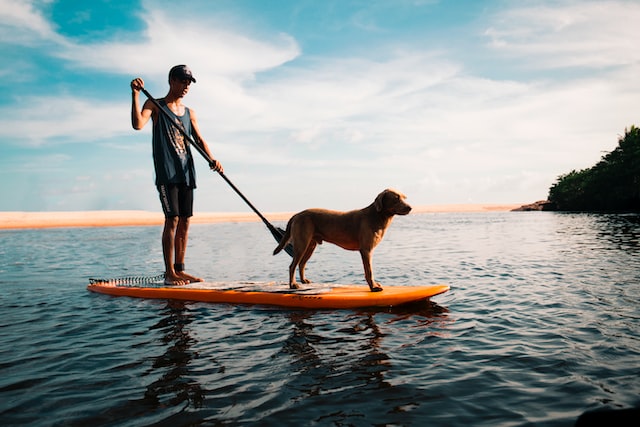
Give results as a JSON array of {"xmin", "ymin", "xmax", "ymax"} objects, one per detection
[{"xmin": 140, "ymin": 87, "xmax": 293, "ymax": 257}]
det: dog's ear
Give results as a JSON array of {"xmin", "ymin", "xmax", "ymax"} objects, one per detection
[{"xmin": 375, "ymin": 190, "xmax": 389, "ymax": 212}]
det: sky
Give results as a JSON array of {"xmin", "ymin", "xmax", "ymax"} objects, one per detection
[{"xmin": 1, "ymin": 0, "xmax": 639, "ymax": 213}]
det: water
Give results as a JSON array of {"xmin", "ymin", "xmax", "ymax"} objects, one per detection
[{"xmin": 1, "ymin": 212, "xmax": 639, "ymax": 426}]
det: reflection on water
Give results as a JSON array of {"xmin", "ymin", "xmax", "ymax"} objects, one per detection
[
  {"xmin": 269, "ymin": 302, "xmax": 451, "ymax": 425},
  {"xmin": 592, "ymin": 213, "xmax": 640, "ymax": 249},
  {"xmin": 1, "ymin": 212, "xmax": 639, "ymax": 426},
  {"xmin": 61, "ymin": 301, "xmax": 207, "ymax": 426},
  {"xmin": 282, "ymin": 310, "xmax": 389, "ymax": 391},
  {"xmin": 143, "ymin": 301, "xmax": 205, "ymax": 409}
]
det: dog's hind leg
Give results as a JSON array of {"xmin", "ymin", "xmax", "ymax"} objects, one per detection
[
  {"xmin": 288, "ymin": 256, "xmax": 301, "ymax": 289},
  {"xmin": 288, "ymin": 240, "xmax": 315, "ymax": 289},
  {"xmin": 298, "ymin": 241, "xmax": 317, "ymax": 284}
]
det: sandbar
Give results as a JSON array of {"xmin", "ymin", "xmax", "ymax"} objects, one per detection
[{"xmin": 0, "ymin": 204, "xmax": 523, "ymax": 230}]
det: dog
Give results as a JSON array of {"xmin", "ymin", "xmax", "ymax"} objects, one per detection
[{"xmin": 273, "ymin": 189, "xmax": 412, "ymax": 292}]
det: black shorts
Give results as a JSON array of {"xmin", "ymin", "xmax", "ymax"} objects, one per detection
[{"xmin": 157, "ymin": 183, "xmax": 194, "ymax": 218}]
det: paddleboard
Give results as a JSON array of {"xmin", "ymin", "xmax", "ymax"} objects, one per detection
[{"xmin": 87, "ymin": 280, "xmax": 450, "ymax": 309}]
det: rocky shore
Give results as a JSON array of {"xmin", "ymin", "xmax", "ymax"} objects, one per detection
[{"xmin": 511, "ymin": 200, "xmax": 556, "ymax": 211}]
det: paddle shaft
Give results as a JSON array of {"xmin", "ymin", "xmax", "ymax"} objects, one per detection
[{"xmin": 139, "ymin": 87, "xmax": 289, "ymax": 249}]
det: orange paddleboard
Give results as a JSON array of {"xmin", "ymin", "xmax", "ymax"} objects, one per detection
[{"xmin": 87, "ymin": 281, "xmax": 450, "ymax": 309}]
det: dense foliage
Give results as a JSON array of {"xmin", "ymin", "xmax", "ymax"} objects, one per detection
[{"xmin": 548, "ymin": 126, "xmax": 640, "ymax": 211}]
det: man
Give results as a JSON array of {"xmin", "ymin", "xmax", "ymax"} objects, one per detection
[{"xmin": 130, "ymin": 65, "xmax": 223, "ymax": 285}]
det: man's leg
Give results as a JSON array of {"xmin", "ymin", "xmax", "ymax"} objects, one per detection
[
  {"xmin": 173, "ymin": 183, "xmax": 202, "ymax": 283},
  {"xmin": 175, "ymin": 216, "xmax": 203, "ymax": 282},
  {"xmin": 162, "ymin": 216, "xmax": 187, "ymax": 285},
  {"xmin": 158, "ymin": 184, "xmax": 186, "ymax": 285}
]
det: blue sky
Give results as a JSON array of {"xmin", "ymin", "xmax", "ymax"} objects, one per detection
[{"xmin": 1, "ymin": 0, "xmax": 638, "ymax": 213}]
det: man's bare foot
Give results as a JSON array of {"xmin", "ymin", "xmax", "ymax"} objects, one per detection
[
  {"xmin": 164, "ymin": 273, "xmax": 188, "ymax": 286},
  {"xmin": 178, "ymin": 271, "xmax": 203, "ymax": 283}
]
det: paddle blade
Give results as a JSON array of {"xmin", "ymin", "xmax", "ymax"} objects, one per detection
[{"xmin": 270, "ymin": 226, "xmax": 294, "ymax": 257}]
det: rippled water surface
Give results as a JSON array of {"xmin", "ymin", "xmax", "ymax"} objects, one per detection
[{"xmin": 1, "ymin": 212, "xmax": 639, "ymax": 426}]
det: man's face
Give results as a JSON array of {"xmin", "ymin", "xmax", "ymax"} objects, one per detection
[{"xmin": 170, "ymin": 78, "xmax": 192, "ymax": 97}]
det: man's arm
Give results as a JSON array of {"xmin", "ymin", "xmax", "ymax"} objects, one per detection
[
  {"xmin": 130, "ymin": 78, "xmax": 154, "ymax": 130},
  {"xmin": 190, "ymin": 108, "xmax": 223, "ymax": 172}
]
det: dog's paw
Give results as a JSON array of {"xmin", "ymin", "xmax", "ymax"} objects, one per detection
[{"xmin": 369, "ymin": 283, "xmax": 384, "ymax": 292}]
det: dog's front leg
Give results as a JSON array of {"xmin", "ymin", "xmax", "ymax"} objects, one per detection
[{"xmin": 360, "ymin": 249, "xmax": 383, "ymax": 292}]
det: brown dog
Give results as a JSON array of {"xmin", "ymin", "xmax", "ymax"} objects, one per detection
[{"xmin": 273, "ymin": 189, "xmax": 411, "ymax": 292}]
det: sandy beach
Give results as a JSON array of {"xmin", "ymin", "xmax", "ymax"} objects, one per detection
[{"xmin": 0, "ymin": 204, "xmax": 523, "ymax": 230}]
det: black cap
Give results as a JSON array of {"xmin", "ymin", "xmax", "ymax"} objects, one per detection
[{"xmin": 169, "ymin": 65, "xmax": 196, "ymax": 83}]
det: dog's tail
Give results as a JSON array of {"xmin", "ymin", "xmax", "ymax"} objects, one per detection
[{"xmin": 273, "ymin": 221, "xmax": 292, "ymax": 255}]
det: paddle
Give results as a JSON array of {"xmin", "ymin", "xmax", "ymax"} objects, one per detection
[{"xmin": 139, "ymin": 87, "xmax": 293, "ymax": 257}]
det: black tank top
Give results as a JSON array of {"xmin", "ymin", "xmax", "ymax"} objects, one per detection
[{"xmin": 152, "ymin": 100, "xmax": 196, "ymax": 187}]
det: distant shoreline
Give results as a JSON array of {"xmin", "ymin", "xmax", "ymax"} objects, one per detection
[{"xmin": 0, "ymin": 204, "xmax": 523, "ymax": 230}]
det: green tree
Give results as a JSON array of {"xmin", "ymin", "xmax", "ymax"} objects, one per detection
[{"xmin": 548, "ymin": 126, "xmax": 640, "ymax": 211}]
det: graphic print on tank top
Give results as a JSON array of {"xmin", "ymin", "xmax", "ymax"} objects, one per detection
[{"xmin": 169, "ymin": 117, "xmax": 187, "ymax": 156}]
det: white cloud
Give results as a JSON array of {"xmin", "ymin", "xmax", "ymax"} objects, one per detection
[
  {"xmin": 0, "ymin": 96, "xmax": 131, "ymax": 146},
  {"xmin": 0, "ymin": 0, "xmax": 61, "ymax": 44},
  {"xmin": 484, "ymin": 0, "xmax": 640, "ymax": 68},
  {"xmin": 55, "ymin": 8, "xmax": 300, "ymax": 79}
]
